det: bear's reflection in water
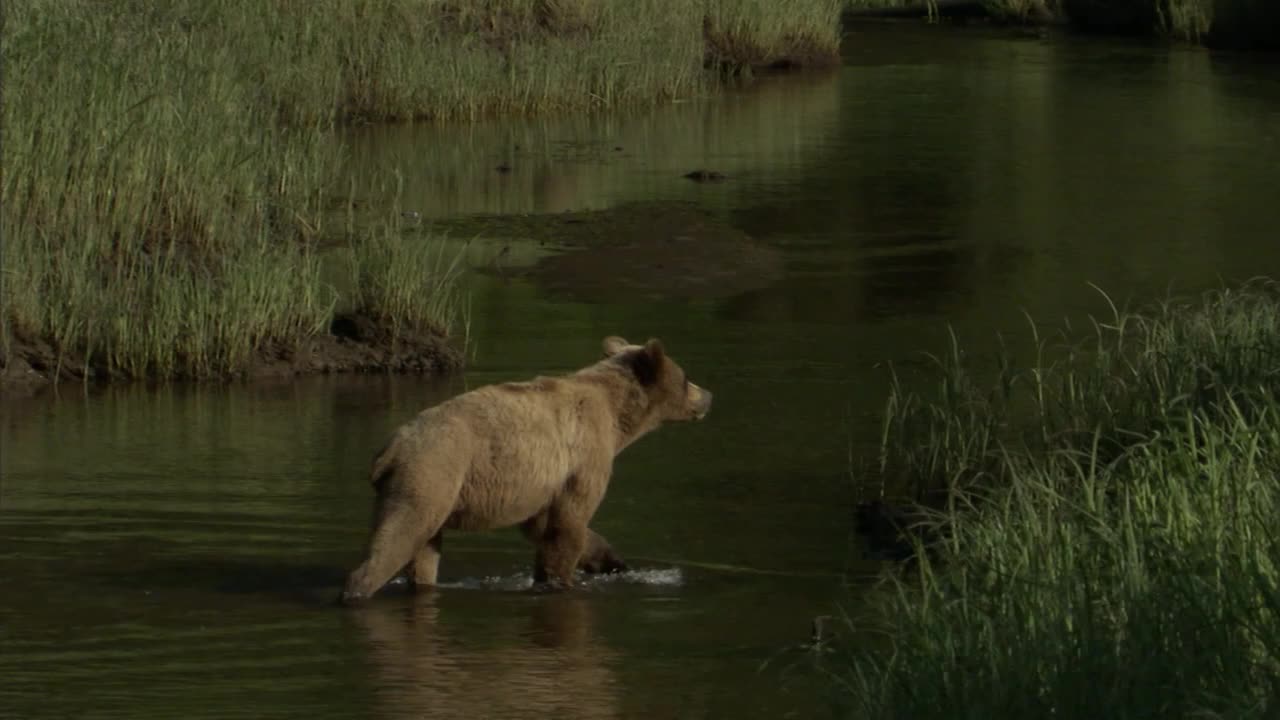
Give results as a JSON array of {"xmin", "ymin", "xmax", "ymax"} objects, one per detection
[{"xmin": 352, "ymin": 592, "xmax": 620, "ymax": 720}]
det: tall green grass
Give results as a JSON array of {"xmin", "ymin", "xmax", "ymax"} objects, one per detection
[
  {"xmin": 706, "ymin": 0, "xmax": 844, "ymax": 73},
  {"xmin": 2, "ymin": 1, "xmax": 337, "ymax": 379},
  {"xmin": 2, "ymin": 0, "xmax": 840, "ymax": 383},
  {"xmin": 20, "ymin": 0, "xmax": 841, "ymax": 129},
  {"xmin": 876, "ymin": 281, "xmax": 1280, "ymax": 502},
  {"xmin": 346, "ymin": 221, "xmax": 471, "ymax": 342},
  {"xmin": 839, "ymin": 281, "xmax": 1280, "ymax": 718},
  {"xmin": 3, "ymin": 1, "xmax": 467, "ymax": 381}
]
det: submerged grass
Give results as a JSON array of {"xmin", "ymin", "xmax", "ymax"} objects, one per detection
[
  {"xmin": 1, "ymin": 0, "xmax": 841, "ymax": 384},
  {"xmin": 839, "ymin": 280, "xmax": 1280, "ymax": 718}
]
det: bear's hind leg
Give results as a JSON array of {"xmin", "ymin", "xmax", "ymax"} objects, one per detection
[
  {"xmin": 343, "ymin": 502, "xmax": 441, "ymax": 604},
  {"xmin": 410, "ymin": 531, "xmax": 444, "ymax": 588},
  {"xmin": 519, "ymin": 514, "xmax": 553, "ymax": 584}
]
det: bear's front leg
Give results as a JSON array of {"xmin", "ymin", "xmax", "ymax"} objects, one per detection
[
  {"xmin": 524, "ymin": 514, "xmax": 626, "ymax": 578},
  {"xmin": 540, "ymin": 523, "xmax": 589, "ymax": 588},
  {"xmin": 533, "ymin": 463, "xmax": 610, "ymax": 589},
  {"xmin": 579, "ymin": 530, "xmax": 629, "ymax": 575}
]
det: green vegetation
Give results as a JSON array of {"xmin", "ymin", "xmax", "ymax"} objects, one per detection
[
  {"xmin": 839, "ymin": 281, "xmax": 1280, "ymax": 718},
  {"xmin": 1, "ymin": 0, "xmax": 840, "ymax": 384},
  {"xmin": 345, "ymin": 221, "xmax": 470, "ymax": 343},
  {"xmin": 4, "ymin": 1, "xmax": 330, "ymax": 380}
]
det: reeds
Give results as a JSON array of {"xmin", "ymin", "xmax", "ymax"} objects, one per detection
[
  {"xmin": 2, "ymin": 0, "xmax": 841, "ymax": 383},
  {"xmin": 839, "ymin": 280, "xmax": 1280, "ymax": 718},
  {"xmin": 3, "ymin": 1, "xmax": 341, "ymax": 379}
]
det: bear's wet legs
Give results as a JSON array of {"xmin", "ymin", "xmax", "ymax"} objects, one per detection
[
  {"xmin": 579, "ymin": 530, "xmax": 629, "ymax": 575},
  {"xmin": 342, "ymin": 501, "xmax": 442, "ymax": 604},
  {"xmin": 410, "ymin": 531, "xmax": 444, "ymax": 587},
  {"xmin": 523, "ymin": 513, "xmax": 625, "ymax": 584},
  {"xmin": 540, "ymin": 524, "xmax": 588, "ymax": 588}
]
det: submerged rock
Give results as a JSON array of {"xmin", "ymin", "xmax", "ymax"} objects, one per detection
[{"xmin": 683, "ymin": 169, "xmax": 728, "ymax": 182}]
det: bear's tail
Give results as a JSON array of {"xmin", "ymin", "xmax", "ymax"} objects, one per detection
[{"xmin": 369, "ymin": 441, "xmax": 398, "ymax": 491}]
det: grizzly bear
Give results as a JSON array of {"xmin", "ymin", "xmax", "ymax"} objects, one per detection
[{"xmin": 341, "ymin": 335, "xmax": 713, "ymax": 604}]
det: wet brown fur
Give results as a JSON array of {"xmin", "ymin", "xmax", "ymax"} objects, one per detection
[{"xmin": 341, "ymin": 335, "xmax": 712, "ymax": 603}]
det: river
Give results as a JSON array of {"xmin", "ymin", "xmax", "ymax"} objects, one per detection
[{"xmin": 4, "ymin": 22, "xmax": 1280, "ymax": 720}]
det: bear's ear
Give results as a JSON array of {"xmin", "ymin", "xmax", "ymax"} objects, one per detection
[
  {"xmin": 628, "ymin": 338, "xmax": 667, "ymax": 387},
  {"xmin": 602, "ymin": 336, "xmax": 630, "ymax": 357},
  {"xmin": 642, "ymin": 338, "xmax": 666, "ymax": 365}
]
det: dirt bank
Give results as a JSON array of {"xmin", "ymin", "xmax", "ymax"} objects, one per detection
[{"xmin": 0, "ymin": 316, "xmax": 463, "ymax": 401}]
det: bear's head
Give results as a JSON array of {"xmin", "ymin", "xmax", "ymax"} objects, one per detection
[{"xmin": 602, "ymin": 335, "xmax": 712, "ymax": 422}]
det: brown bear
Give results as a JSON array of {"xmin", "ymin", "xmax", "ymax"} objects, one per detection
[{"xmin": 341, "ymin": 335, "xmax": 713, "ymax": 603}]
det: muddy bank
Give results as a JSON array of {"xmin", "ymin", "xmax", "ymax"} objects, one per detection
[
  {"xmin": 0, "ymin": 316, "xmax": 463, "ymax": 401},
  {"xmin": 435, "ymin": 201, "xmax": 785, "ymax": 303}
]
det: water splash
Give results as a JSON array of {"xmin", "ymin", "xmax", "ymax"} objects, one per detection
[{"xmin": 407, "ymin": 566, "xmax": 685, "ymax": 592}]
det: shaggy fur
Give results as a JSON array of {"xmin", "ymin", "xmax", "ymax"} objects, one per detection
[{"xmin": 341, "ymin": 335, "xmax": 712, "ymax": 603}]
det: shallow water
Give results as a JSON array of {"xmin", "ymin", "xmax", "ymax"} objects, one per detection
[{"xmin": 5, "ymin": 23, "xmax": 1280, "ymax": 720}]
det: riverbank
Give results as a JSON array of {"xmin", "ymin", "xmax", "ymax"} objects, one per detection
[
  {"xmin": 0, "ymin": 0, "xmax": 842, "ymax": 398},
  {"xmin": 844, "ymin": 0, "xmax": 1280, "ymax": 48},
  {"xmin": 840, "ymin": 280, "xmax": 1280, "ymax": 717}
]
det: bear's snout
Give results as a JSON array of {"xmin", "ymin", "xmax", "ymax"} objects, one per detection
[{"xmin": 690, "ymin": 383, "xmax": 712, "ymax": 420}]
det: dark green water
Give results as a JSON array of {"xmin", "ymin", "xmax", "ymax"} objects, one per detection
[{"xmin": 4, "ymin": 23, "xmax": 1280, "ymax": 720}]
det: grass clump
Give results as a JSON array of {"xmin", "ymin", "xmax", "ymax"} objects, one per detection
[
  {"xmin": 102, "ymin": 0, "xmax": 841, "ymax": 127},
  {"xmin": 876, "ymin": 280, "xmax": 1280, "ymax": 502},
  {"xmin": 270, "ymin": 0, "xmax": 708, "ymax": 124},
  {"xmin": 345, "ymin": 222, "xmax": 470, "ymax": 342},
  {"xmin": 4, "ymin": 0, "xmax": 842, "ymax": 384},
  {"xmin": 705, "ymin": 0, "xmax": 844, "ymax": 75},
  {"xmin": 1, "ymin": 2, "xmax": 464, "ymax": 382},
  {"xmin": 839, "ymin": 280, "xmax": 1280, "ymax": 718},
  {"xmin": 2, "ymin": 2, "xmax": 337, "ymax": 380}
]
